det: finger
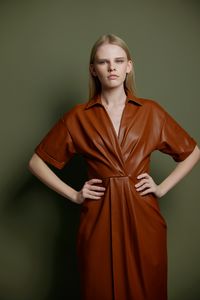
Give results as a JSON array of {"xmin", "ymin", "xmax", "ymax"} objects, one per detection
[
  {"xmin": 135, "ymin": 179, "xmax": 149, "ymax": 188},
  {"xmin": 88, "ymin": 185, "xmax": 106, "ymax": 191},
  {"xmin": 87, "ymin": 178, "xmax": 103, "ymax": 184},
  {"xmin": 84, "ymin": 190, "xmax": 104, "ymax": 199},
  {"xmin": 136, "ymin": 183, "xmax": 151, "ymax": 192},
  {"xmin": 83, "ymin": 189, "xmax": 104, "ymax": 197},
  {"xmin": 85, "ymin": 195, "xmax": 102, "ymax": 200},
  {"xmin": 87, "ymin": 191, "xmax": 105, "ymax": 196},
  {"xmin": 137, "ymin": 173, "xmax": 150, "ymax": 180},
  {"xmin": 140, "ymin": 188, "xmax": 154, "ymax": 196}
]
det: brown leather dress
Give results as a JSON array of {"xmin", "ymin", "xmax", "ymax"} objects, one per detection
[{"xmin": 35, "ymin": 92, "xmax": 196, "ymax": 300}]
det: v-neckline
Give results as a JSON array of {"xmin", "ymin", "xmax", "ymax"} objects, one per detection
[{"xmin": 101, "ymin": 102, "xmax": 127, "ymax": 143}]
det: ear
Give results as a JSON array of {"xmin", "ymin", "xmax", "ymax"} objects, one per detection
[
  {"xmin": 126, "ymin": 60, "xmax": 133, "ymax": 74},
  {"xmin": 90, "ymin": 64, "xmax": 97, "ymax": 77}
]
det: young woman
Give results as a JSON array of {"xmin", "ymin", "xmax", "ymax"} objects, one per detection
[{"xmin": 29, "ymin": 34, "xmax": 200, "ymax": 300}]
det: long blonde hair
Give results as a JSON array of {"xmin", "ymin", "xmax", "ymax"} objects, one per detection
[{"xmin": 89, "ymin": 34, "xmax": 136, "ymax": 99}]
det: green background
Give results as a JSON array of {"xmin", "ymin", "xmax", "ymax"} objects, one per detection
[{"xmin": 0, "ymin": 1, "xmax": 199, "ymax": 299}]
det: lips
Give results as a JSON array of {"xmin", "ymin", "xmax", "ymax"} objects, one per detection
[{"xmin": 107, "ymin": 75, "xmax": 119, "ymax": 79}]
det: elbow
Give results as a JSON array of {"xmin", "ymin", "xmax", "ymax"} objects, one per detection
[
  {"xmin": 197, "ymin": 145, "xmax": 200, "ymax": 161},
  {"xmin": 192, "ymin": 145, "xmax": 200, "ymax": 163},
  {"xmin": 28, "ymin": 153, "xmax": 40, "ymax": 173},
  {"xmin": 28, "ymin": 154, "xmax": 35, "ymax": 173}
]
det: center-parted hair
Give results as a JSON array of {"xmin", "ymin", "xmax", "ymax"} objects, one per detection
[{"xmin": 89, "ymin": 34, "xmax": 136, "ymax": 99}]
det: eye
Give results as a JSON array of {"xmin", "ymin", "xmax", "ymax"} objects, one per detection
[
  {"xmin": 97, "ymin": 60, "xmax": 107, "ymax": 65},
  {"xmin": 116, "ymin": 59, "xmax": 125, "ymax": 63}
]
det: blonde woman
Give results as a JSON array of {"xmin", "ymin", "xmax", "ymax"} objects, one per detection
[{"xmin": 29, "ymin": 34, "xmax": 200, "ymax": 300}]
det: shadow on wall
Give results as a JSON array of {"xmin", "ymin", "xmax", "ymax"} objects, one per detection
[{"xmin": 0, "ymin": 120, "xmax": 87, "ymax": 299}]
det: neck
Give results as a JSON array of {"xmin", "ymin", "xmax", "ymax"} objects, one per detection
[{"xmin": 101, "ymin": 86, "xmax": 127, "ymax": 107}]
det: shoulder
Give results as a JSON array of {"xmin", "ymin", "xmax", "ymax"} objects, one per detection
[
  {"xmin": 137, "ymin": 97, "xmax": 164, "ymax": 110},
  {"xmin": 134, "ymin": 97, "xmax": 171, "ymax": 130},
  {"xmin": 137, "ymin": 97, "xmax": 167, "ymax": 117}
]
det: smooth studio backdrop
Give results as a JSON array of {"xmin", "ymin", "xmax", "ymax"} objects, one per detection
[{"xmin": 0, "ymin": 1, "xmax": 199, "ymax": 299}]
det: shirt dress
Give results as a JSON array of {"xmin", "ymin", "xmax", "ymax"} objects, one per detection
[{"xmin": 35, "ymin": 92, "xmax": 196, "ymax": 300}]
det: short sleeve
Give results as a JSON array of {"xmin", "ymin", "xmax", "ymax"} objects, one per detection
[
  {"xmin": 157, "ymin": 110, "xmax": 197, "ymax": 162},
  {"xmin": 35, "ymin": 117, "xmax": 76, "ymax": 169}
]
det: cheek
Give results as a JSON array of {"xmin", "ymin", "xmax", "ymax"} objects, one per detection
[
  {"xmin": 95, "ymin": 68, "xmax": 107, "ymax": 80},
  {"xmin": 119, "ymin": 65, "xmax": 128, "ymax": 78},
  {"xmin": 123, "ymin": 64, "xmax": 130, "ymax": 73}
]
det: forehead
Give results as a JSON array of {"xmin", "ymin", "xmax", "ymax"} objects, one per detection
[{"xmin": 95, "ymin": 43, "xmax": 127, "ymax": 59}]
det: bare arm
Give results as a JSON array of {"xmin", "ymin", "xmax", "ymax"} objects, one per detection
[
  {"xmin": 28, "ymin": 153, "xmax": 105, "ymax": 204},
  {"xmin": 135, "ymin": 145, "xmax": 200, "ymax": 198}
]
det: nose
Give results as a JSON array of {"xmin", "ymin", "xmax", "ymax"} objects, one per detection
[{"xmin": 108, "ymin": 62, "xmax": 116, "ymax": 72}]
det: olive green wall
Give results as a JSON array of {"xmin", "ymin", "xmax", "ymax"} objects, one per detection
[{"xmin": 0, "ymin": 1, "xmax": 199, "ymax": 299}]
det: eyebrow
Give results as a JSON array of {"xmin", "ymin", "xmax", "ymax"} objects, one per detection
[{"xmin": 95, "ymin": 56, "xmax": 126, "ymax": 61}]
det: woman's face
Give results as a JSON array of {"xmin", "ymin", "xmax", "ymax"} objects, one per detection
[{"xmin": 90, "ymin": 43, "xmax": 132, "ymax": 91}]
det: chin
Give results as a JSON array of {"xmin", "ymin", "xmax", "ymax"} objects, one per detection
[{"xmin": 104, "ymin": 81, "xmax": 124, "ymax": 90}]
